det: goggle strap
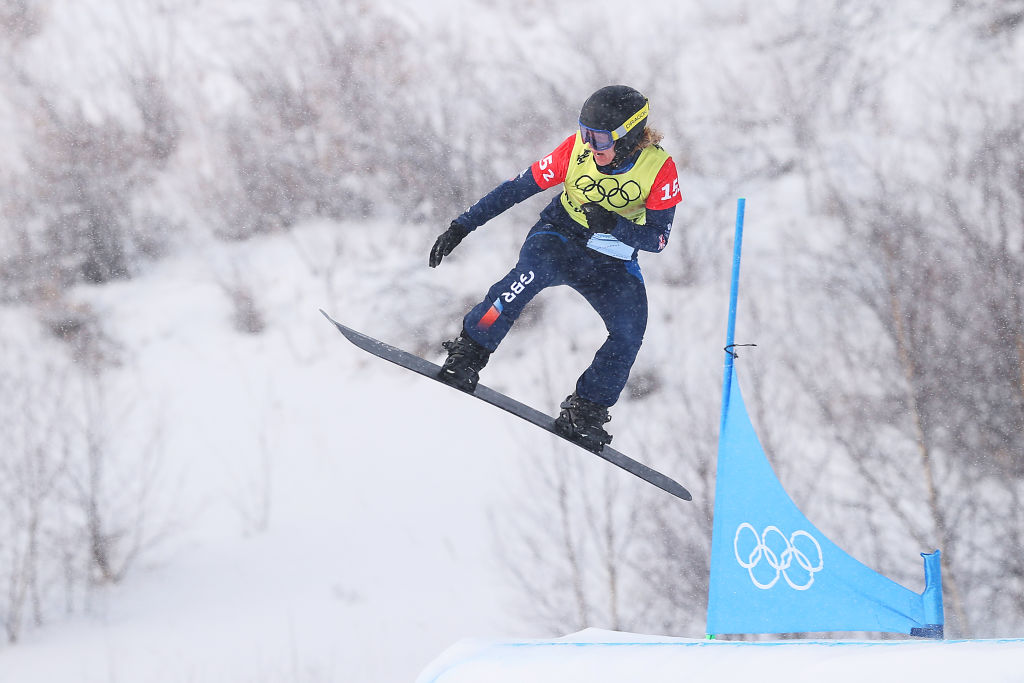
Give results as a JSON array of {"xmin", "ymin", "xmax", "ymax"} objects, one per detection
[{"xmin": 612, "ymin": 101, "xmax": 649, "ymax": 140}]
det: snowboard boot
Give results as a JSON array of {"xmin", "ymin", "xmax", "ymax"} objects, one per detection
[
  {"xmin": 437, "ymin": 329, "xmax": 491, "ymax": 393},
  {"xmin": 554, "ymin": 392, "xmax": 613, "ymax": 452}
]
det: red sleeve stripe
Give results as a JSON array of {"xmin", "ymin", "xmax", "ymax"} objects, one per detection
[
  {"xmin": 646, "ymin": 157, "xmax": 682, "ymax": 211},
  {"xmin": 530, "ymin": 134, "xmax": 575, "ymax": 190}
]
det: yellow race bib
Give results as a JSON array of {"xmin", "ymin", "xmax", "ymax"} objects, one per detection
[{"xmin": 558, "ymin": 132, "xmax": 670, "ymax": 230}]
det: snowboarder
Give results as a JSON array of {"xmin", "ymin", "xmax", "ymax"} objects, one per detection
[{"xmin": 428, "ymin": 85, "xmax": 682, "ymax": 452}]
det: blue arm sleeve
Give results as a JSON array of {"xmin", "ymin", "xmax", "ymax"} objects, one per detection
[
  {"xmin": 610, "ymin": 205, "xmax": 676, "ymax": 253},
  {"xmin": 455, "ymin": 169, "xmax": 543, "ymax": 230}
]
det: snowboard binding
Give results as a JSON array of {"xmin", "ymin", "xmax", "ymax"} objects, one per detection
[
  {"xmin": 437, "ymin": 330, "xmax": 491, "ymax": 393},
  {"xmin": 554, "ymin": 392, "xmax": 613, "ymax": 453}
]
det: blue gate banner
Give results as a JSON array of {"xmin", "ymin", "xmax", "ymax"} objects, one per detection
[{"xmin": 707, "ymin": 368, "xmax": 944, "ymax": 637}]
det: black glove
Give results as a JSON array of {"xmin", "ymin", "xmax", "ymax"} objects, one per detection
[
  {"xmin": 429, "ymin": 221, "xmax": 471, "ymax": 268},
  {"xmin": 581, "ymin": 202, "xmax": 617, "ymax": 233}
]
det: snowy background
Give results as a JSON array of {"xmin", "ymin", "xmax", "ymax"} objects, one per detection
[{"xmin": 1, "ymin": 0, "xmax": 1024, "ymax": 681}]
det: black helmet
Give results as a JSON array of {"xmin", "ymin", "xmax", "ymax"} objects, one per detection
[{"xmin": 579, "ymin": 85, "xmax": 649, "ymax": 161}]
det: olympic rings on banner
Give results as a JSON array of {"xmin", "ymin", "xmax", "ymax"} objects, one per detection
[{"xmin": 733, "ymin": 522, "xmax": 824, "ymax": 591}]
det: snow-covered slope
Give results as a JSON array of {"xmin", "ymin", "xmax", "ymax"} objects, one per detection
[
  {"xmin": 1, "ymin": 221, "xmax": 544, "ymax": 681},
  {"xmin": 417, "ymin": 629, "xmax": 1024, "ymax": 683}
]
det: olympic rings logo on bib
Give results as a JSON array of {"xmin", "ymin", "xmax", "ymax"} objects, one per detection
[
  {"xmin": 573, "ymin": 175, "xmax": 643, "ymax": 208},
  {"xmin": 733, "ymin": 523, "xmax": 824, "ymax": 591}
]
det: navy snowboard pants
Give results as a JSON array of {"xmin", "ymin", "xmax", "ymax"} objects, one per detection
[{"xmin": 462, "ymin": 221, "xmax": 647, "ymax": 407}]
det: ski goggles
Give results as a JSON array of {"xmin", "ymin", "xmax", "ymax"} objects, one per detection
[{"xmin": 578, "ymin": 101, "xmax": 649, "ymax": 151}]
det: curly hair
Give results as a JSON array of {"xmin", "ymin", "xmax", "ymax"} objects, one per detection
[{"xmin": 637, "ymin": 126, "xmax": 664, "ymax": 149}]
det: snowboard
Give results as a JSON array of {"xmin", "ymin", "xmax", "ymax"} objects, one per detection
[{"xmin": 320, "ymin": 310, "xmax": 691, "ymax": 502}]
